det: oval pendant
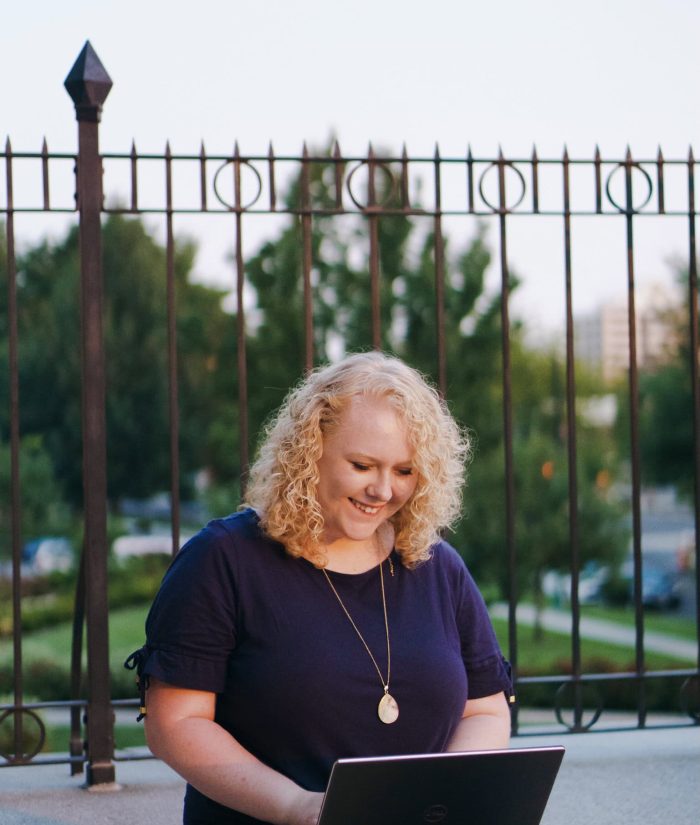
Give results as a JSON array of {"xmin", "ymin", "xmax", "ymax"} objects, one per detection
[{"xmin": 378, "ymin": 692, "xmax": 399, "ymax": 724}]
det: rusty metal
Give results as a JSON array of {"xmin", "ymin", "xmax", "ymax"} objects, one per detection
[
  {"xmin": 69, "ymin": 551, "xmax": 87, "ymax": 773},
  {"xmin": 200, "ymin": 142, "xmax": 208, "ymax": 212},
  {"xmin": 367, "ymin": 146, "xmax": 381, "ymax": 350},
  {"xmin": 497, "ymin": 149, "xmax": 519, "ymax": 734},
  {"xmin": 562, "ymin": 148, "xmax": 584, "ymax": 730},
  {"xmin": 433, "ymin": 145, "xmax": 447, "ymax": 396},
  {"xmin": 130, "ymin": 141, "xmax": 138, "ymax": 212},
  {"xmin": 301, "ymin": 144, "xmax": 314, "ymax": 372},
  {"xmin": 5, "ymin": 137, "xmax": 25, "ymax": 765},
  {"xmin": 657, "ymin": 147, "xmax": 665, "ymax": 214},
  {"xmin": 531, "ymin": 146, "xmax": 540, "ymax": 213},
  {"xmin": 687, "ymin": 148, "xmax": 700, "ymax": 671},
  {"xmin": 165, "ymin": 143, "xmax": 181, "ymax": 555},
  {"xmin": 233, "ymin": 143, "xmax": 250, "ymax": 491},
  {"xmin": 64, "ymin": 40, "xmax": 115, "ymax": 785},
  {"xmin": 623, "ymin": 148, "xmax": 647, "ymax": 727}
]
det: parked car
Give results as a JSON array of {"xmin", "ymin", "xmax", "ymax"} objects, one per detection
[
  {"xmin": 620, "ymin": 559, "xmax": 682, "ymax": 610},
  {"xmin": 112, "ymin": 533, "xmax": 192, "ymax": 561},
  {"xmin": 21, "ymin": 536, "xmax": 75, "ymax": 575}
]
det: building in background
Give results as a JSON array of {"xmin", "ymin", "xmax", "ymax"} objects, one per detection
[{"xmin": 575, "ymin": 282, "xmax": 681, "ymax": 383}]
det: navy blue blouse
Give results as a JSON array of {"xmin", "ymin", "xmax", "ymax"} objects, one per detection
[{"xmin": 129, "ymin": 509, "xmax": 512, "ymax": 824}]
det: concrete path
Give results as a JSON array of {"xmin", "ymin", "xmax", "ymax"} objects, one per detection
[
  {"xmin": 0, "ymin": 726, "xmax": 698, "ymax": 825},
  {"xmin": 490, "ymin": 602, "xmax": 697, "ymax": 660}
]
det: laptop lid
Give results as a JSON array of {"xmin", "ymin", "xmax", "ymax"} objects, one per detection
[{"xmin": 318, "ymin": 745, "xmax": 565, "ymax": 825}]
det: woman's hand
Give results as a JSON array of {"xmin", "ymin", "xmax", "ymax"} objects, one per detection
[{"xmin": 284, "ymin": 788, "xmax": 324, "ymax": 825}]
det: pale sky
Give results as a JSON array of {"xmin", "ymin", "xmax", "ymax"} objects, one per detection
[{"xmin": 3, "ymin": 0, "xmax": 699, "ymax": 333}]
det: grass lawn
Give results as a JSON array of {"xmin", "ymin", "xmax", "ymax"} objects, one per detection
[
  {"xmin": 0, "ymin": 604, "xmax": 149, "ymax": 672},
  {"xmin": 580, "ymin": 605, "xmax": 698, "ymax": 641},
  {"xmin": 491, "ymin": 616, "xmax": 694, "ymax": 670}
]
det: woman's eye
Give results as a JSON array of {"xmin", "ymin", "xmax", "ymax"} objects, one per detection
[
  {"xmin": 351, "ymin": 462, "xmax": 369, "ymax": 471},
  {"xmin": 397, "ymin": 468, "xmax": 414, "ymax": 477}
]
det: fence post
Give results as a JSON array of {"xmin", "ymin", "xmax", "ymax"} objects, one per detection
[{"xmin": 64, "ymin": 41, "xmax": 115, "ymax": 786}]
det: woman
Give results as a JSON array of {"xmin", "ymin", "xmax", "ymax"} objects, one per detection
[{"xmin": 125, "ymin": 352, "xmax": 513, "ymax": 825}]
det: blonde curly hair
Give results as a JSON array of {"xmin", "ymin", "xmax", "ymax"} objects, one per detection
[{"xmin": 244, "ymin": 352, "xmax": 470, "ymax": 568}]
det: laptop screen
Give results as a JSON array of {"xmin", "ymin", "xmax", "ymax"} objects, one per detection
[{"xmin": 318, "ymin": 746, "xmax": 565, "ymax": 825}]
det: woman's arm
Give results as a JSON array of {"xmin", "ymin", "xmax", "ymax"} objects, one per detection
[
  {"xmin": 445, "ymin": 692, "xmax": 511, "ymax": 752},
  {"xmin": 144, "ymin": 678, "xmax": 323, "ymax": 825}
]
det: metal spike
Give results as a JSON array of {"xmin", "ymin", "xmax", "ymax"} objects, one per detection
[
  {"xmin": 130, "ymin": 140, "xmax": 137, "ymax": 157},
  {"xmin": 200, "ymin": 141, "xmax": 206, "ymax": 158},
  {"xmin": 531, "ymin": 145, "xmax": 538, "ymax": 162},
  {"xmin": 656, "ymin": 145, "xmax": 664, "ymax": 163},
  {"xmin": 267, "ymin": 141, "xmax": 274, "ymax": 159},
  {"xmin": 434, "ymin": 142, "xmax": 441, "ymax": 160},
  {"xmin": 563, "ymin": 145, "xmax": 569, "ymax": 162},
  {"xmin": 234, "ymin": 141, "xmax": 240, "ymax": 158},
  {"xmin": 332, "ymin": 139, "xmax": 342, "ymax": 159},
  {"xmin": 689, "ymin": 146, "xmax": 695, "ymax": 164}
]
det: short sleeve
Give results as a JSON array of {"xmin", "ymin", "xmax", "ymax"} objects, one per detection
[
  {"xmin": 136, "ymin": 523, "xmax": 239, "ymax": 694},
  {"xmin": 454, "ymin": 557, "xmax": 514, "ymax": 702}
]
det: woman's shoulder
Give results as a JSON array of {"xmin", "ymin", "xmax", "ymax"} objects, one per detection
[{"xmin": 175, "ymin": 508, "xmax": 281, "ymax": 570}]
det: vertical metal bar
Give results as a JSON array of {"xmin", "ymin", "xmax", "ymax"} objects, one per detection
[
  {"xmin": 497, "ymin": 149, "xmax": 519, "ymax": 733},
  {"xmin": 531, "ymin": 146, "xmax": 539, "ymax": 214},
  {"xmin": 301, "ymin": 144, "xmax": 314, "ymax": 372},
  {"xmin": 41, "ymin": 138, "xmax": 50, "ymax": 210},
  {"xmin": 333, "ymin": 140, "xmax": 343, "ymax": 211},
  {"xmin": 368, "ymin": 145, "xmax": 381, "ymax": 350},
  {"xmin": 686, "ymin": 147, "xmax": 700, "ymax": 669},
  {"xmin": 200, "ymin": 142, "xmax": 208, "ymax": 212},
  {"xmin": 64, "ymin": 42, "xmax": 115, "ymax": 785},
  {"xmin": 400, "ymin": 144, "xmax": 410, "ymax": 211},
  {"xmin": 5, "ymin": 138, "xmax": 24, "ymax": 764},
  {"xmin": 594, "ymin": 146, "xmax": 602, "ymax": 214},
  {"xmin": 623, "ymin": 148, "xmax": 646, "ymax": 727},
  {"xmin": 130, "ymin": 141, "xmax": 138, "ymax": 213},
  {"xmin": 69, "ymin": 551, "xmax": 86, "ymax": 774},
  {"xmin": 234, "ymin": 143, "xmax": 249, "ymax": 491},
  {"xmin": 268, "ymin": 142, "xmax": 277, "ymax": 212},
  {"xmin": 563, "ymin": 149, "xmax": 584, "ymax": 730},
  {"xmin": 433, "ymin": 144, "xmax": 447, "ymax": 395},
  {"xmin": 656, "ymin": 147, "xmax": 665, "ymax": 215},
  {"xmin": 466, "ymin": 146, "xmax": 474, "ymax": 214},
  {"xmin": 165, "ymin": 143, "xmax": 181, "ymax": 556}
]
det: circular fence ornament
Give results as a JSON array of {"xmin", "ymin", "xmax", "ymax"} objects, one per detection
[
  {"xmin": 554, "ymin": 681, "xmax": 604, "ymax": 732},
  {"xmin": 680, "ymin": 675, "xmax": 700, "ymax": 722},
  {"xmin": 346, "ymin": 160, "xmax": 399, "ymax": 210},
  {"xmin": 213, "ymin": 158, "xmax": 263, "ymax": 211},
  {"xmin": 0, "ymin": 708, "xmax": 46, "ymax": 763},
  {"xmin": 477, "ymin": 161, "xmax": 527, "ymax": 213},
  {"xmin": 604, "ymin": 162, "xmax": 653, "ymax": 213}
]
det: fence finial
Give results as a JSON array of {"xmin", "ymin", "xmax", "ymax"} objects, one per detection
[{"xmin": 64, "ymin": 41, "xmax": 113, "ymax": 122}]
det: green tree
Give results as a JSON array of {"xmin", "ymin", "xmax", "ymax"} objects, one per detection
[{"xmin": 0, "ymin": 215, "xmax": 235, "ymax": 508}]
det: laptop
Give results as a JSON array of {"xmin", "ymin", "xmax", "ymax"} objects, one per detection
[{"xmin": 317, "ymin": 746, "xmax": 565, "ymax": 825}]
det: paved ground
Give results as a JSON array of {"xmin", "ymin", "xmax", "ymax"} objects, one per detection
[{"xmin": 0, "ymin": 726, "xmax": 698, "ymax": 824}]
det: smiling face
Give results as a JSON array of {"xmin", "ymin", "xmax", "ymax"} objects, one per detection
[{"xmin": 316, "ymin": 394, "xmax": 418, "ymax": 553}]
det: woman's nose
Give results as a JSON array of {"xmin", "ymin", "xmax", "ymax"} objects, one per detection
[{"xmin": 367, "ymin": 472, "xmax": 392, "ymax": 502}]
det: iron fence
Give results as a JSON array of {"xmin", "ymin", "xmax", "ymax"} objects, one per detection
[{"xmin": 1, "ymin": 41, "xmax": 699, "ymax": 784}]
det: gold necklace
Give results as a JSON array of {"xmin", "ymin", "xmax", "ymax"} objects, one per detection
[{"xmin": 322, "ymin": 559, "xmax": 399, "ymax": 724}]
